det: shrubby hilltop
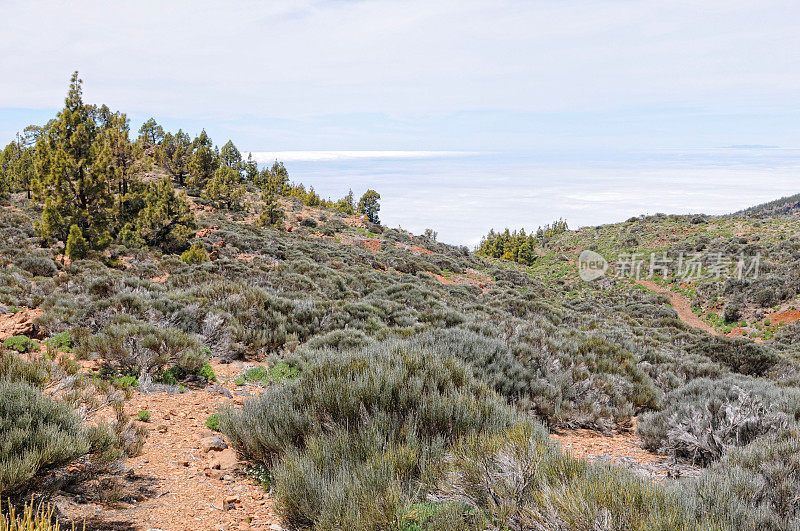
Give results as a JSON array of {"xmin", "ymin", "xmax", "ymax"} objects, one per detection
[
  {"xmin": 736, "ymin": 192, "xmax": 800, "ymax": 217},
  {"xmin": 1, "ymin": 73, "xmax": 800, "ymax": 530}
]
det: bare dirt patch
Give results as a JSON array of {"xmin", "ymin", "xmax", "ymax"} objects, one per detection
[
  {"xmin": 395, "ymin": 242, "xmax": 434, "ymax": 255},
  {"xmin": 0, "ymin": 307, "xmax": 43, "ymax": 341},
  {"xmin": 769, "ymin": 307, "xmax": 800, "ymax": 325},
  {"xmin": 190, "ymin": 203, "xmax": 216, "ymax": 217},
  {"xmin": 342, "ymin": 215, "xmax": 366, "ymax": 229},
  {"xmin": 55, "ymin": 360, "xmax": 283, "ymax": 531},
  {"xmin": 431, "ymin": 269, "xmax": 493, "ymax": 291},
  {"xmin": 196, "ymin": 226, "xmax": 220, "ymax": 239},
  {"xmin": 356, "ymin": 238, "xmax": 382, "ymax": 253},
  {"xmin": 550, "ymin": 427, "xmax": 700, "ymax": 481}
]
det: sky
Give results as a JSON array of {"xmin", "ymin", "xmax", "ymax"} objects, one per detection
[{"xmin": 1, "ymin": 0, "xmax": 799, "ymax": 152}]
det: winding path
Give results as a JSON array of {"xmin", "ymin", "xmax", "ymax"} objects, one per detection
[{"xmin": 636, "ymin": 280, "xmax": 719, "ymax": 335}]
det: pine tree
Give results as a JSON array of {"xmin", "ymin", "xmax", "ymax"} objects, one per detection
[
  {"xmin": 99, "ymin": 111, "xmax": 138, "ymax": 200},
  {"xmin": 219, "ymin": 140, "xmax": 242, "ymax": 169},
  {"xmin": 256, "ymin": 160, "xmax": 289, "ymax": 195},
  {"xmin": 157, "ymin": 129, "xmax": 192, "ymax": 186},
  {"xmin": 305, "ymin": 186, "xmax": 321, "ymax": 207},
  {"xmin": 257, "ymin": 191, "xmax": 284, "ymax": 228},
  {"xmin": 0, "ymin": 150, "xmax": 11, "ymax": 197},
  {"xmin": 120, "ymin": 178, "xmax": 196, "ymax": 252},
  {"xmin": 517, "ymin": 239, "xmax": 535, "ymax": 265},
  {"xmin": 357, "ymin": 190, "xmax": 381, "ymax": 224},
  {"xmin": 65, "ymin": 224, "xmax": 89, "ymax": 260},
  {"xmin": 243, "ymin": 153, "xmax": 259, "ymax": 181},
  {"xmin": 0, "ymin": 133, "xmax": 36, "ymax": 199},
  {"xmin": 34, "ymin": 72, "xmax": 114, "ymax": 247},
  {"xmin": 202, "ymin": 165, "xmax": 245, "ymax": 209},
  {"xmin": 0, "ymin": 143, "xmax": 16, "ymax": 197},
  {"xmin": 186, "ymin": 130, "xmax": 218, "ymax": 192},
  {"xmin": 138, "ymin": 118, "xmax": 165, "ymax": 146},
  {"xmin": 335, "ymin": 189, "xmax": 356, "ymax": 215}
]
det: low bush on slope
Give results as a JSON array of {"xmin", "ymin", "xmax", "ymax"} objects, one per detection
[
  {"xmin": 687, "ymin": 427, "xmax": 800, "ymax": 530},
  {"xmin": 220, "ymin": 340, "xmax": 521, "ymax": 528},
  {"xmin": 0, "ymin": 349, "xmax": 143, "ymax": 500},
  {"xmin": 638, "ymin": 376, "xmax": 800, "ymax": 465},
  {"xmin": 0, "ymin": 379, "xmax": 93, "ymax": 494},
  {"xmin": 222, "ymin": 339, "xmax": 759, "ymax": 530}
]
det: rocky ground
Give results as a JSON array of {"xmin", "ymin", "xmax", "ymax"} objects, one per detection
[
  {"xmin": 550, "ymin": 426, "xmax": 702, "ymax": 481},
  {"xmin": 45, "ymin": 353, "xmax": 697, "ymax": 530},
  {"xmin": 53, "ymin": 361, "xmax": 284, "ymax": 531}
]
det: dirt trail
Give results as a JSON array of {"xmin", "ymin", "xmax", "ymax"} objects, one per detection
[
  {"xmin": 55, "ymin": 361, "xmax": 283, "ymax": 531},
  {"xmin": 636, "ymin": 280, "xmax": 718, "ymax": 335},
  {"xmin": 550, "ymin": 426, "xmax": 701, "ymax": 481}
]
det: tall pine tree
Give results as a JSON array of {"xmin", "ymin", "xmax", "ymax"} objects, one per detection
[
  {"xmin": 186, "ymin": 130, "xmax": 218, "ymax": 192},
  {"xmin": 157, "ymin": 129, "xmax": 192, "ymax": 186},
  {"xmin": 34, "ymin": 72, "xmax": 114, "ymax": 247}
]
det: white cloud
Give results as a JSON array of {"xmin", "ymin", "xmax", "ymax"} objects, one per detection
[
  {"xmin": 1, "ymin": 0, "xmax": 798, "ymax": 119},
  {"xmin": 248, "ymin": 150, "xmax": 479, "ymax": 162},
  {"xmin": 1, "ymin": 0, "xmax": 799, "ymax": 152}
]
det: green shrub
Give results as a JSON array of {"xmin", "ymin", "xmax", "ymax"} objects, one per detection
[
  {"xmin": 15, "ymin": 256, "xmax": 58, "ymax": 277},
  {"xmin": 77, "ymin": 320, "xmax": 208, "ymax": 375},
  {"xmin": 723, "ymin": 301, "xmax": 742, "ymax": 322},
  {"xmin": 112, "ymin": 375, "xmax": 138, "ymax": 389},
  {"xmin": 0, "ymin": 380, "xmax": 93, "ymax": 493},
  {"xmin": 304, "ymin": 329, "xmax": 369, "ymax": 351},
  {"xmin": 433, "ymin": 425, "xmax": 698, "ymax": 530},
  {"xmin": 689, "ymin": 336, "xmax": 779, "ymax": 377},
  {"xmin": 753, "ymin": 288, "xmax": 777, "ymax": 308},
  {"xmin": 236, "ymin": 362, "xmax": 301, "ymax": 386},
  {"xmin": 43, "ymin": 331, "xmax": 74, "ymax": 352},
  {"xmin": 410, "ymin": 327, "xmax": 660, "ymax": 431},
  {"xmin": 687, "ymin": 428, "xmax": 800, "ymax": 529},
  {"xmin": 153, "ymin": 367, "xmax": 180, "ymax": 385},
  {"xmin": 180, "ymin": 243, "xmax": 209, "ymax": 265},
  {"xmin": 0, "ymin": 350, "xmax": 51, "ymax": 386},
  {"xmin": 2, "ymin": 335, "xmax": 39, "ymax": 354},
  {"xmin": 199, "ymin": 361, "xmax": 217, "ymax": 382},
  {"xmin": 299, "ymin": 217, "xmax": 318, "ymax": 228},
  {"xmin": 65, "ymin": 224, "xmax": 89, "ymax": 261},
  {"xmin": 153, "ymin": 360, "xmax": 216, "ymax": 385},
  {"xmin": 137, "ymin": 410, "xmax": 151, "ymax": 422},
  {"xmin": 206, "ymin": 413, "xmax": 221, "ymax": 432}
]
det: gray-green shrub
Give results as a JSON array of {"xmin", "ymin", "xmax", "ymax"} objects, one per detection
[
  {"xmin": 220, "ymin": 340, "xmax": 525, "ymax": 529},
  {"xmin": 687, "ymin": 427, "xmax": 800, "ymax": 529},
  {"xmin": 638, "ymin": 376, "xmax": 800, "ymax": 465},
  {"xmin": 0, "ymin": 380, "xmax": 94, "ymax": 493}
]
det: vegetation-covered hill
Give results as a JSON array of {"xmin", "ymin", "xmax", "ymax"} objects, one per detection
[
  {"xmin": 2, "ymin": 73, "xmax": 800, "ymax": 530},
  {"xmin": 736, "ymin": 192, "xmax": 800, "ymax": 217}
]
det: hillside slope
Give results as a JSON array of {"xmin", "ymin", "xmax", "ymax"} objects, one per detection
[
  {"xmin": 736, "ymin": 191, "xmax": 800, "ymax": 217},
  {"xmin": 2, "ymin": 187, "xmax": 800, "ymax": 529},
  {"xmin": 2, "ymin": 76, "xmax": 799, "ymax": 528}
]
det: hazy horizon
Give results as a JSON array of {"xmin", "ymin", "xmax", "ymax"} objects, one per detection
[
  {"xmin": 2, "ymin": 1, "xmax": 798, "ymax": 246},
  {"xmin": 246, "ymin": 147, "xmax": 800, "ymax": 246}
]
